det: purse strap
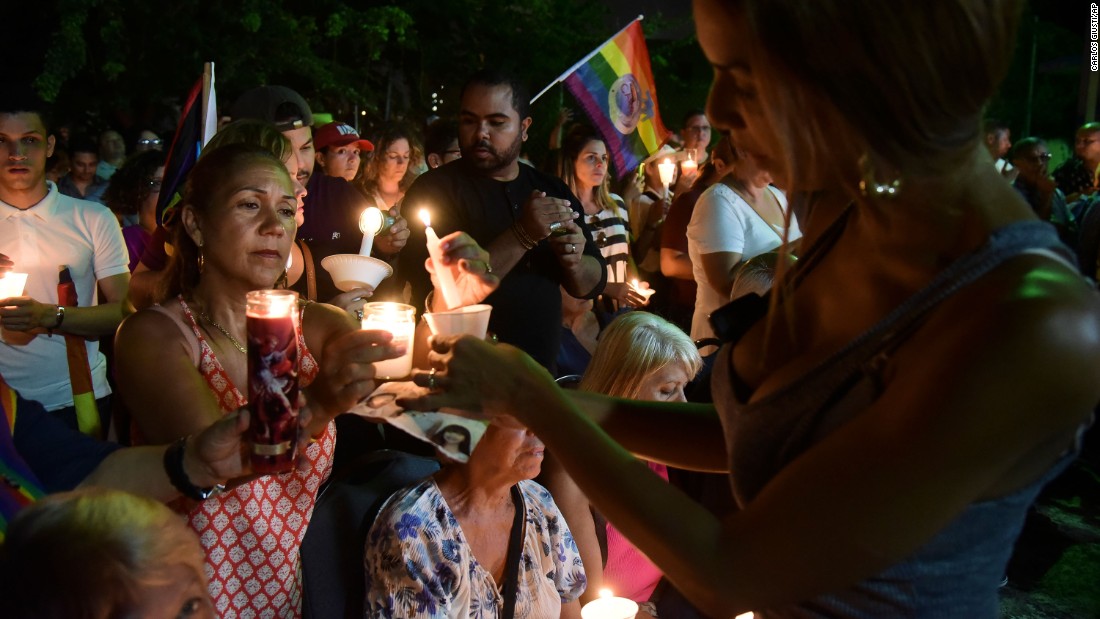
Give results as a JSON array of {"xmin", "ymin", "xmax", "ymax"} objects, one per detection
[
  {"xmin": 500, "ymin": 484, "xmax": 525, "ymax": 619},
  {"xmin": 298, "ymin": 239, "xmax": 318, "ymax": 302}
]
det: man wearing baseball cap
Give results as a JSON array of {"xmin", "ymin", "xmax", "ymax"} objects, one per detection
[
  {"xmin": 231, "ymin": 86, "xmax": 409, "ymax": 303},
  {"xmin": 313, "ymin": 122, "xmax": 374, "ymax": 182}
]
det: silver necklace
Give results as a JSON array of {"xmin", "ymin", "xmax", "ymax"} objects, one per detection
[{"xmin": 199, "ymin": 310, "xmax": 247, "ymax": 354}]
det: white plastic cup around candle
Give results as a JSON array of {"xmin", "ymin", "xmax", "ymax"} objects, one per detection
[
  {"xmin": 418, "ymin": 209, "xmax": 463, "ymax": 310},
  {"xmin": 0, "ymin": 273, "xmax": 28, "ymax": 300},
  {"xmin": 361, "ymin": 302, "xmax": 416, "ymax": 379},
  {"xmin": 581, "ymin": 593, "xmax": 639, "ymax": 619},
  {"xmin": 657, "ymin": 158, "xmax": 676, "ymax": 187},
  {"xmin": 423, "ymin": 304, "xmax": 492, "ymax": 339}
]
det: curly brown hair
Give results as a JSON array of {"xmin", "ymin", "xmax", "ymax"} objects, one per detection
[{"xmin": 103, "ymin": 150, "xmax": 166, "ymax": 219}]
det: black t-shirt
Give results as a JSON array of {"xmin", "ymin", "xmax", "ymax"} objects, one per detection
[
  {"xmin": 297, "ymin": 173, "xmax": 401, "ymax": 302},
  {"xmin": 399, "ymin": 160, "xmax": 606, "ymax": 371}
]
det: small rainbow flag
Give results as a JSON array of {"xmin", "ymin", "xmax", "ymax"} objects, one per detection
[{"xmin": 559, "ymin": 18, "xmax": 671, "ymax": 180}]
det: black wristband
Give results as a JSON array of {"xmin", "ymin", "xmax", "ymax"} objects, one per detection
[{"xmin": 164, "ymin": 436, "xmax": 225, "ymax": 501}]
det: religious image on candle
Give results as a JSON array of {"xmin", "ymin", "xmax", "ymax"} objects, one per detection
[
  {"xmin": 246, "ymin": 289, "xmax": 301, "ymax": 474},
  {"xmin": 361, "ymin": 302, "xmax": 416, "ymax": 380},
  {"xmin": 418, "ymin": 209, "xmax": 463, "ymax": 310}
]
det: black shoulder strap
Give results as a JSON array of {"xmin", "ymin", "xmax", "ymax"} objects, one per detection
[{"xmin": 500, "ymin": 484, "xmax": 526, "ymax": 619}]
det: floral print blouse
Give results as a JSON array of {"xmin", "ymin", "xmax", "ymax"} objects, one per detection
[{"xmin": 365, "ymin": 478, "xmax": 587, "ymax": 618}]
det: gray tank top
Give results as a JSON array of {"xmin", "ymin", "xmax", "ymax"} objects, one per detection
[{"xmin": 712, "ymin": 214, "xmax": 1086, "ymax": 618}]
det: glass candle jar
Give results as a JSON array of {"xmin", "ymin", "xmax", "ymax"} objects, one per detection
[
  {"xmin": 246, "ymin": 289, "xmax": 301, "ymax": 473},
  {"xmin": 361, "ymin": 301, "xmax": 416, "ymax": 380}
]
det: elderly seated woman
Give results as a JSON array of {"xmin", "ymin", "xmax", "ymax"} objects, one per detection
[
  {"xmin": 364, "ymin": 418, "xmax": 587, "ymax": 618},
  {"xmin": 2, "ymin": 487, "xmax": 214, "ymax": 619}
]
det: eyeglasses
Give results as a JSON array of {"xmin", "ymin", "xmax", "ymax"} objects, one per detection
[
  {"xmin": 1025, "ymin": 153, "xmax": 1053, "ymax": 163},
  {"xmin": 146, "ymin": 179, "xmax": 163, "ymax": 191},
  {"xmin": 137, "ymin": 138, "xmax": 162, "ymax": 147}
]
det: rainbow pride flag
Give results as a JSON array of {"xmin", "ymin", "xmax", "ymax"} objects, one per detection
[{"xmin": 561, "ymin": 18, "xmax": 671, "ymax": 180}]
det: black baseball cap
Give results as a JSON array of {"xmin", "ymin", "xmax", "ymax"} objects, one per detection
[{"xmin": 230, "ymin": 85, "xmax": 313, "ymax": 132}]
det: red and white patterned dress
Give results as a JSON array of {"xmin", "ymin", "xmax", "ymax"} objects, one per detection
[{"xmin": 169, "ymin": 297, "xmax": 335, "ymax": 618}]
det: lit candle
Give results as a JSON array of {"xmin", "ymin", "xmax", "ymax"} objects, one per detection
[
  {"xmin": 581, "ymin": 589, "xmax": 639, "ymax": 619},
  {"xmin": 359, "ymin": 207, "xmax": 385, "ymax": 256},
  {"xmin": 245, "ymin": 289, "xmax": 301, "ymax": 474},
  {"xmin": 361, "ymin": 302, "xmax": 416, "ymax": 379},
  {"xmin": 628, "ymin": 278, "xmax": 655, "ymax": 300},
  {"xmin": 418, "ymin": 209, "xmax": 463, "ymax": 310},
  {"xmin": 0, "ymin": 272, "xmax": 29, "ymax": 300},
  {"xmin": 657, "ymin": 157, "xmax": 676, "ymax": 200},
  {"xmin": 681, "ymin": 148, "xmax": 698, "ymax": 178}
]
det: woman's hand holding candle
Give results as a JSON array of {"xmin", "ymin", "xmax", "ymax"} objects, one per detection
[
  {"xmin": 602, "ymin": 280, "xmax": 651, "ymax": 308},
  {"xmin": 311, "ymin": 326, "xmax": 406, "ymax": 418},
  {"xmin": 372, "ymin": 206, "xmax": 411, "ymax": 257}
]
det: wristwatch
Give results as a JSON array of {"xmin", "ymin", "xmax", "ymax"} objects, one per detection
[{"xmin": 164, "ymin": 436, "xmax": 226, "ymax": 501}]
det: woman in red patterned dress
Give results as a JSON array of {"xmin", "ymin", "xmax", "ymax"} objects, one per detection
[{"xmin": 115, "ymin": 144, "xmax": 403, "ymax": 618}]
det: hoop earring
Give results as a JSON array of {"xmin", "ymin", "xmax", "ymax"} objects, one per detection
[
  {"xmin": 197, "ymin": 242, "xmax": 205, "ymax": 273},
  {"xmin": 858, "ymin": 154, "xmax": 902, "ymax": 198}
]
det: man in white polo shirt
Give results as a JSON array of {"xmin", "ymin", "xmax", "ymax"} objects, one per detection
[{"xmin": 0, "ymin": 89, "xmax": 130, "ymax": 431}]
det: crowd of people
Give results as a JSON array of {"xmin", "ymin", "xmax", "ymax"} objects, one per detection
[{"xmin": 2, "ymin": 1, "xmax": 1099, "ymax": 618}]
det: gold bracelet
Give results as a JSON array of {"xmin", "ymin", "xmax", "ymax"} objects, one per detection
[{"xmin": 512, "ymin": 222, "xmax": 537, "ymax": 250}]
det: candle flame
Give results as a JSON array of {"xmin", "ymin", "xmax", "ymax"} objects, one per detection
[
  {"xmin": 598, "ymin": 588, "xmax": 613, "ymax": 599},
  {"xmin": 360, "ymin": 207, "xmax": 385, "ymax": 235},
  {"xmin": 418, "ymin": 209, "xmax": 431, "ymax": 228}
]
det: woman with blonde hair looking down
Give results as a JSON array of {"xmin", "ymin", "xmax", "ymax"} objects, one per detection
[
  {"xmin": 2, "ymin": 487, "xmax": 214, "ymax": 618},
  {"xmin": 406, "ymin": 1, "xmax": 1100, "ymax": 616},
  {"xmin": 575, "ymin": 311, "xmax": 702, "ymax": 616}
]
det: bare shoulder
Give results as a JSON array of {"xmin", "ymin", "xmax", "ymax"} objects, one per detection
[
  {"xmin": 116, "ymin": 304, "xmax": 188, "ymax": 346},
  {"xmin": 907, "ymin": 252, "xmax": 1100, "ymax": 428},
  {"xmin": 302, "ymin": 301, "xmax": 357, "ymax": 353}
]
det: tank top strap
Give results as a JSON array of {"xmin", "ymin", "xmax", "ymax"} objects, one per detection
[
  {"xmin": 297, "ymin": 300, "xmax": 319, "ymax": 384},
  {"xmin": 831, "ymin": 220, "xmax": 1071, "ymax": 369},
  {"xmin": 177, "ymin": 296, "xmax": 247, "ymax": 412},
  {"xmin": 750, "ymin": 220, "xmax": 1074, "ymax": 412}
]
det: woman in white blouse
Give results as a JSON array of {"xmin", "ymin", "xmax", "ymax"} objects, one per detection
[{"xmin": 686, "ymin": 147, "xmax": 801, "ymax": 342}]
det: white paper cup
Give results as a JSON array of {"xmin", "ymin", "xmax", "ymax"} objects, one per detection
[
  {"xmin": 423, "ymin": 304, "xmax": 492, "ymax": 339},
  {"xmin": 0, "ymin": 273, "xmax": 28, "ymax": 300}
]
